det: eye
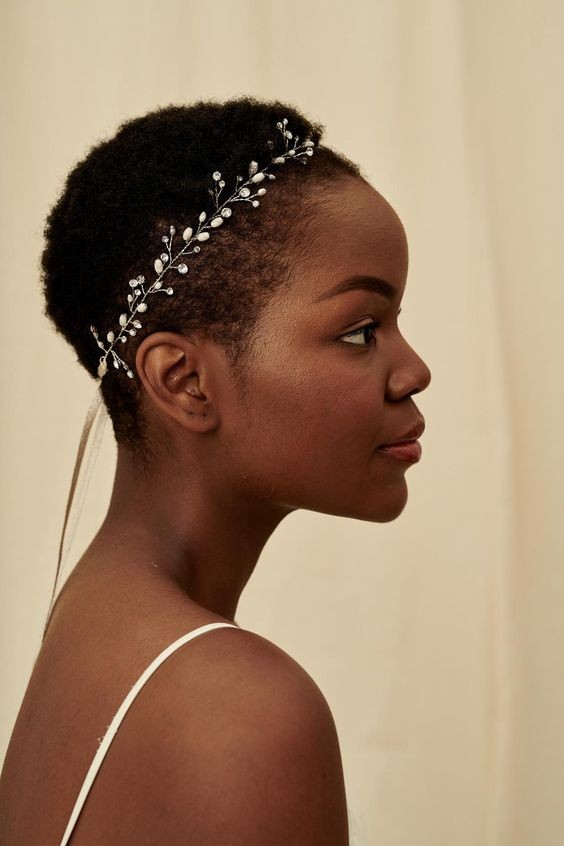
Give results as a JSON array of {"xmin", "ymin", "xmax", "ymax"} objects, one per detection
[
  {"xmin": 340, "ymin": 307, "xmax": 402, "ymax": 347},
  {"xmin": 341, "ymin": 320, "xmax": 381, "ymax": 346}
]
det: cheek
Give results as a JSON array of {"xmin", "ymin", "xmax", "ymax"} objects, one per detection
[{"xmin": 239, "ymin": 354, "xmax": 384, "ymax": 465}]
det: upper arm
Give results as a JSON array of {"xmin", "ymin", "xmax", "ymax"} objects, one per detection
[{"xmin": 151, "ymin": 631, "xmax": 350, "ymax": 845}]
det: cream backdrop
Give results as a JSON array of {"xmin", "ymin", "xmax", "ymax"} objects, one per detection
[{"xmin": 1, "ymin": 1, "xmax": 562, "ymax": 844}]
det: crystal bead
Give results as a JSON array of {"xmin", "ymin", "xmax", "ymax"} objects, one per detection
[
  {"xmin": 160, "ymin": 253, "xmax": 168, "ymax": 261},
  {"xmin": 167, "ymin": 287, "xmax": 173, "ymax": 295},
  {"xmin": 273, "ymin": 157, "xmax": 285, "ymax": 164},
  {"xmin": 248, "ymin": 160, "xmax": 258, "ymax": 177},
  {"xmin": 127, "ymin": 371, "xmax": 134, "ymax": 378},
  {"xmin": 129, "ymin": 328, "xmax": 137, "ymax": 335},
  {"xmin": 193, "ymin": 245, "xmax": 201, "ymax": 252},
  {"xmin": 252, "ymin": 200, "xmax": 259, "ymax": 207},
  {"xmin": 120, "ymin": 336, "xmax": 127, "ymax": 343},
  {"xmin": 239, "ymin": 187, "xmax": 251, "ymax": 197},
  {"xmin": 129, "ymin": 279, "xmax": 138, "ymax": 287},
  {"xmin": 219, "ymin": 180, "xmax": 225, "ymax": 188},
  {"xmin": 169, "ymin": 225, "xmax": 176, "ymax": 235},
  {"xmin": 162, "ymin": 235, "xmax": 168, "ymax": 243},
  {"xmin": 221, "ymin": 208, "xmax": 232, "ymax": 217},
  {"xmin": 212, "ymin": 171, "xmax": 221, "ymax": 181},
  {"xmin": 178, "ymin": 263, "xmax": 188, "ymax": 273},
  {"xmin": 133, "ymin": 320, "xmax": 142, "ymax": 328}
]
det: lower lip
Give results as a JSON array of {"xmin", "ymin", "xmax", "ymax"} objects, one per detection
[{"xmin": 377, "ymin": 440, "xmax": 422, "ymax": 463}]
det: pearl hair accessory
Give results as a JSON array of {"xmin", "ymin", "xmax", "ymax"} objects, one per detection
[
  {"xmin": 38, "ymin": 116, "xmax": 317, "ymax": 647},
  {"xmin": 90, "ymin": 117, "xmax": 316, "ymax": 382}
]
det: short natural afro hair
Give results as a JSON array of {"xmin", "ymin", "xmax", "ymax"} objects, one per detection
[{"xmin": 40, "ymin": 95, "xmax": 363, "ymax": 470}]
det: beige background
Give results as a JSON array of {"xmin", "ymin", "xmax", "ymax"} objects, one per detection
[{"xmin": 1, "ymin": 1, "xmax": 563, "ymax": 844}]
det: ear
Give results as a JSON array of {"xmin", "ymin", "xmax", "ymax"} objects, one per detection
[{"xmin": 135, "ymin": 331, "xmax": 219, "ymax": 433}]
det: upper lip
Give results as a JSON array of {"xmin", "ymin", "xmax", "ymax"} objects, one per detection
[{"xmin": 379, "ymin": 418, "xmax": 425, "ymax": 447}]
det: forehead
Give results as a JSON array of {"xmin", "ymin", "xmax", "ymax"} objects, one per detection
[{"xmin": 291, "ymin": 176, "xmax": 408, "ymax": 303}]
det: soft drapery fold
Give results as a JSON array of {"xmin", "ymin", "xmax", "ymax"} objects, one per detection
[{"xmin": 1, "ymin": 2, "xmax": 562, "ymax": 844}]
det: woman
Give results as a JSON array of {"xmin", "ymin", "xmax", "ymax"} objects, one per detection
[{"xmin": 0, "ymin": 95, "xmax": 431, "ymax": 844}]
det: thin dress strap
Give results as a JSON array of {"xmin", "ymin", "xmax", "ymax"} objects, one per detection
[{"xmin": 58, "ymin": 621, "xmax": 242, "ymax": 846}]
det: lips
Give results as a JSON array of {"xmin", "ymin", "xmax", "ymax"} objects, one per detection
[
  {"xmin": 379, "ymin": 418, "xmax": 425, "ymax": 447},
  {"xmin": 377, "ymin": 440, "xmax": 422, "ymax": 463}
]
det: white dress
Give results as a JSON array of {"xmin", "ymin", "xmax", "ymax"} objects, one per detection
[{"xmin": 55, "ymin": 621, "xmax": 366, "ymax": 845}]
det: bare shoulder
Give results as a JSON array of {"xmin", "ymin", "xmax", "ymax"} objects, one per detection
[{"xmin": 141, "ymin": 626, "xmax": 349, "ymax": 844}]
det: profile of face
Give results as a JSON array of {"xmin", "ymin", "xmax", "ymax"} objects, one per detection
[{"xmin": 139, "ymin": 176, "xmax": 432, "ymax": 525}]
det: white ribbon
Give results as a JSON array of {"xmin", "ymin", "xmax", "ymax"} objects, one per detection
[{"xmin": 40, "ymin": 383, "xmax": 108, "ymax": 645}]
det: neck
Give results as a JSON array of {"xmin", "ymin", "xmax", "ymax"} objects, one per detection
[{"xmin": 87, "ymin": 443, "xmax": 294, "ymax": 621}]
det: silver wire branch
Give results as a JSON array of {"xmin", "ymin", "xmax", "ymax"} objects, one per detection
[{"xmin": 90, "ymin": 118, "xmax": 315, "ymax": 380}]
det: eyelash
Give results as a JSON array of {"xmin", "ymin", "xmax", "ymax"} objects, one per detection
[{"xmin": 341, "ymin": 307, "xmax": 402, "ymax": 347}]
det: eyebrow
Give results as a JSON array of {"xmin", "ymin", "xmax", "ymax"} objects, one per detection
[{"xmin": 314, "ymin": 274, "xmax": 398, "ymax": 303}]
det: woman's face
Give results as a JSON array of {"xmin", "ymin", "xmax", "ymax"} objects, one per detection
[{"xmin": 222, "ymin": 176, "xmax": 432, "ymax": 523}]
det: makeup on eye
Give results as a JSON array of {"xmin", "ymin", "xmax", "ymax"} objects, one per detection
[{"xmin": 340, "ymin": 306, "xmax": 402, "ymax": 346}]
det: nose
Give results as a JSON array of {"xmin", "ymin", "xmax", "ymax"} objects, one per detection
[
  {"xmin": 409, "ymin": 354, "xmax": 431, "ymax": 396},
  {"xmin": 387, "ymin": 340, "xmax": 432, "ymax": 399}
]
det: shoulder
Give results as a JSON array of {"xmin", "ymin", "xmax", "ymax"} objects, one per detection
[{"xmin": 139, "ymin": 626, "xmax": 350, "ymax": 844}]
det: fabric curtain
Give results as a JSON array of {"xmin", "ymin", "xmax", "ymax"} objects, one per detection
[{"xmin": 1, "ymin": 1, "xmax": 562, "ymax": 843}]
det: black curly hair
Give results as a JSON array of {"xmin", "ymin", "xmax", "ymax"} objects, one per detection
[{"xmin": 41, "ymin": 95, "xmax": 364, "ymax": 471}]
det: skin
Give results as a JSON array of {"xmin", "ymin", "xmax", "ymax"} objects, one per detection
[
  {"xmin": 0, "ymin": 175, "xmax": 432, "ymax": 845},
  {"xmin": 77, "ymin": 174, "xmax": 431, "ymax": 623}
]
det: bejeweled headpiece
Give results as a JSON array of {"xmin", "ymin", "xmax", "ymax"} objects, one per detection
[
  {"xmin": 40, "ymin": 115, "xmax": 319, "ymax": 649},
  {"xmin": 90, "ymin": 118, "xmax": 316, "ymax": 381}
]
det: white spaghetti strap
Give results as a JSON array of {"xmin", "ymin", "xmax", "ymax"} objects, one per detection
[{"xmin": 58, "ymin": 621, "xmax": 242, "ymax": 846}]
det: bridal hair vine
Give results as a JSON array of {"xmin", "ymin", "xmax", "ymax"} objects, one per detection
[{"xmin": 90, "ymin": 118, "xmax": 316, "ymax": 381}]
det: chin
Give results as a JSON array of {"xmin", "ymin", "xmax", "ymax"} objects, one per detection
[
  {"xmin": 350, "ymin": 481, "xmax": 409, "ymax": 523},
  {"xmin": 294, "ymin": 476, "xmax": 410, "ymax": 522}
]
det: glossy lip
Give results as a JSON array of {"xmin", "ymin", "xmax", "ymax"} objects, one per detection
[
  {"xmin": 378, "ymin": 418, "xmax": 425, "ymax": 447},
  {"xmin": 377, "ymin": 440, "xmax": 422, "ymax": 463}
]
